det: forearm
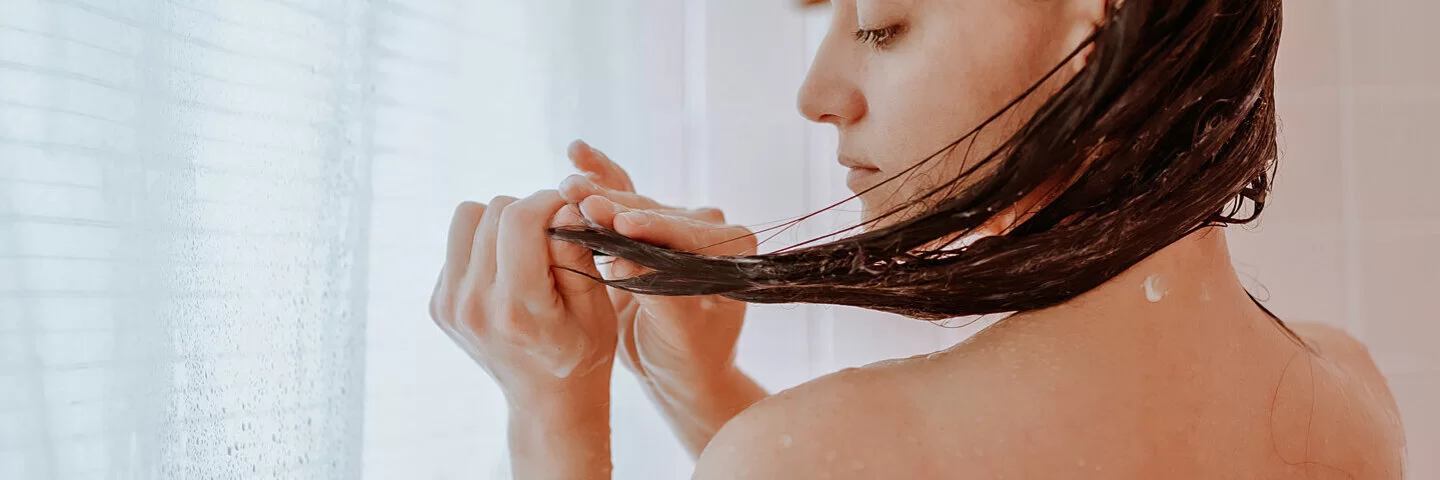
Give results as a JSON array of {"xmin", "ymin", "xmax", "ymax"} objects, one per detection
[
  {"xmin": 645, "ymin": 366, "xmax": 768, "ymax": 457},
  {"xmin": 507, "ymin": 385, "xmax": 613, "ymax": 479}
]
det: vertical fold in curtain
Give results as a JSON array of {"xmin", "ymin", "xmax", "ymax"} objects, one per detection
[{"xmin": 0, "ymin": 0, "xmax": 374, "ymax": 478}]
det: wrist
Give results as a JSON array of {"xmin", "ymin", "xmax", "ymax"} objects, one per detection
[
  {"xmin": 508, "ymin": 396, "xmax": 610, "ymax": 442},
  {"xmin": 641, "ymin": 364, "xmax": 767, "ymax": 457},
  {"xmin": 643, "ymin": 356, "xmax": 742, "ymax": 390},
  {"xmin": 647, "ymin": 361, "xmax": 747, "ymax": 397},
  {"xmin": 644, "ymin": 364, "xmax": 763, "ymax": 422},
  {"xmin": 503, "ymin": 357, "xmax": 614, "ymax": 410},
  {"xmin": 507, "ymin": 377, "xmax": 613, "ymax": 480}
]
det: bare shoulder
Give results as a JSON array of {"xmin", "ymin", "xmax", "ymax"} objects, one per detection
[
  {"xmin": 693, "ymin": 358, "xmax": 969, "ymax": 479},
  {"xmin": 1286, "ymin": 321, "xmax": 1398, "ymax": 402},
  {"xmin": 1288, "ymin": 321, "xmax": 1380, "ymax": 370},
  {"xmin": 1279, "ymin": 321, "xmax": 1407, "ymax": 479},
  {"xmin": 692, "ymin": 345, "xmax": 1092, "ymax": 480}
]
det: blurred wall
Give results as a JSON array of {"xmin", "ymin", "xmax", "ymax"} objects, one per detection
[{"xmin": 1230, "ymin": 1, "xmax": 1439, "ymax": 476}]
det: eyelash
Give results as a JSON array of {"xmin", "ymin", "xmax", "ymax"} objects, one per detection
[{"xmin": 853, "ymin": 24, "xmax": 905, "ymax": 50}]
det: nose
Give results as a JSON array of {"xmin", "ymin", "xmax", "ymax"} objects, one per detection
[{"xmin": 796, "ymin": 38, "xmax": 867, "ymax": 127}]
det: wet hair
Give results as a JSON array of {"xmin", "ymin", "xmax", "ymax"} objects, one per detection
[{"xmin": 551, "ymin": 0, "xmax": 1282, "ymax": 321}]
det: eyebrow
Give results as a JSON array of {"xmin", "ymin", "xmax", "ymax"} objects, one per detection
[{"xmin": 798, "ymin": 0, "xmax": 828, "ymax": 7}]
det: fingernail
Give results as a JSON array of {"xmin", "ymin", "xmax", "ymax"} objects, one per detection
[
  {"xmin": 561, "ymin": 174, "xmax": 594, "ymax": 192},
  {"xmin": 568, "ymin": 139, "xmax": 591, "ymax": 156},
  {"xmin": 616, "ymin": 211, "xmax": 650, "ymax": 227}
]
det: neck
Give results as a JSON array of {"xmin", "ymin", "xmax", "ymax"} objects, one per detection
[{"xmin": 1015, "ymin": 227, "xmax": 1288, "ymax": 342}]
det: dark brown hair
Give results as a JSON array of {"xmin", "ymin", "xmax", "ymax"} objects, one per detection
[{"xmin": 552, "ymin": 0, "xmax": 1282, "ymax": 321}]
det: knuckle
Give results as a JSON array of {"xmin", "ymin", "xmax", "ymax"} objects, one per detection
[
  {"xmin": 497, "ymin": 201, "xmax": 528, "ymax": 228},
  {"xmin": 428, "ymin": 279, "xmax": 449, "ymax": 320},
  {"xmin": 498, "ymin": 190, "xmax": 558, "ymax": 227},
  {"xmin": 696, "ymin": 207, "xmax": 725, "ymax": 223},
  {"xmin": 450, "ymin": 292, "xmax": 490, "ymax": 337},
  {"xmin": 428, "ymin": 293, "xmax": 447, "ymax": 323},
  {"xmin": 490, "ymin": 303, "xmax": 537, "ymax": 343},
  {"xmin": 451, "ymin": 202, "xmax": 485, "ymax": 225},
  {"xmin": 454, "ymin": 200, "xmax": 485, "ymax": 216},
  {"xmin": 488, "ymin": 195, "xmax": 518, "ymax": 212},
  {"xmin": 454, "ymin": 290, "xmax": 485, "ymax": 322}
]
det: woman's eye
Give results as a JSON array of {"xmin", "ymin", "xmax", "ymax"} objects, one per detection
[{"xmin": 853, "ymin": 24, "xmax": 905, "ymax": 50}]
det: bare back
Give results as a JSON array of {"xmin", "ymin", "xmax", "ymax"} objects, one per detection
[{"xmin": 698, "ymin": 318, "xmax": 1403, "ymax": 479}]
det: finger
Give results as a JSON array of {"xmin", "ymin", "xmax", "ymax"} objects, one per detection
[
  {"xmin": 557, "ymin": 173, "xmax": 604, "ymax": 205},
  {"xmin": 494, "ymin": 190, "xmax": 570, "ymax": 304},
  {"xmin": 613, "ymin": 210, "xmax": 758, "ymax": 256},
  {"xmin": 568, "ymin": 139, "xmax": 634, "ymax": 192},
  {"xmin": 567, "ymin": 188, "xmax": 724, "ymax": 230},
  {"xmin": 495, "ymin": 190, "xmax": 594, "ymax": 378},
  {"xmin": 577, "ymin": 195, "xmax": 722, "ymax": 234},
  {"xmin": 549, "ymin": 203, "xmax": 608, "ymax": 298},
  {"xmin": 558, "ymin": 174, "xmax": 676, "ymax": 212},
  {"xmin": 442, "ymin": 201, "xmax": 486, "ymax": 286},
  {"xmin": 470, "ymin": 195, "xmax": 518, "ymax": 285},
  {"xmin": 577, "ymin": 195, "xmax": 629, "ymax": 229}
]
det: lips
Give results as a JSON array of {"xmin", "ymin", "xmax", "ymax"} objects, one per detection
[
  {"xmin": 845, "ymin": 167, "xmax": 878, "ymax": 189},
  {"xmin": 839, "ymin": 154, "xmax": 880, "ymax": 192},
  {"xmin": 837, "ymin": 154, "xmax": 877, "ymax": 170}
]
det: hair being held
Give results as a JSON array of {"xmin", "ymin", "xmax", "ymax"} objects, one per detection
[{"xmin": 551, "ymin": 0, "xmax": 1281, "ymax": 322}]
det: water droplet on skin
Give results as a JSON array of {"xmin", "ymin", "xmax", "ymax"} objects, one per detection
[
  {"xmin": 699, "ymin": 298, "xmax": 716, "ymax": 310},
  {"xmin": 1143, "ymin": 274, "xmax": 1169, "ymax": 303},
  {"xmin": 826, "ymin": 451, "xmax": 838, "ymax": 462},
  {"xmin": 972, "ymin": 446, "xmax": 985, "ymax": 457},
  {"xmin": 1077, "ymin": 458, "xmax": 1087, "ymax": 467},
  {"xmin": 850, "ymin": 460, "xmax": 866, "ymax": 470},
  {"xmin": 1199, "ymin": 283, "xmax": 1211, "ymax": 301},
  {"xmin": 779, "ymin": 434, "xmax": 793, "ymax": 448}
]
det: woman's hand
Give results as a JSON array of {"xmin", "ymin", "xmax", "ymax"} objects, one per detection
[
  {"xmin": 429, "ymin": 190, "xmax": 617, "ymax": 396},
  {"xmin": 428, "ymin": 190, "xmax": 617, "ymax": 479},
  {"xmin": 559, "ymin": 141, "xmax": 768, "ymax": 455}
]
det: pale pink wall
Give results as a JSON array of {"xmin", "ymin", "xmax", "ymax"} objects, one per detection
[{"xmin": 1226, "ymin": 1, "xmax": 1439, "ymax": 476}]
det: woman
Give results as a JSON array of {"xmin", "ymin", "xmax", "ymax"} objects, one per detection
[{"xmin": 428, "ymin": 0, "xmax": 1406, "ymax": 477}]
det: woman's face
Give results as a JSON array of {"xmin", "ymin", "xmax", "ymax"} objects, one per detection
[{"xmin": 799, "ymin": 0, "xmax": 1104, "ymax": 223}]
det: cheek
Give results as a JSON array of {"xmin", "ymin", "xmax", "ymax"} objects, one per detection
[
  {"xmin": 863, "ymin": 52, "xmax": 976, "ymax": 174},
  {"xmin": 865, "ymin": 18, "xmax": 1069, "ymax": 182}
]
